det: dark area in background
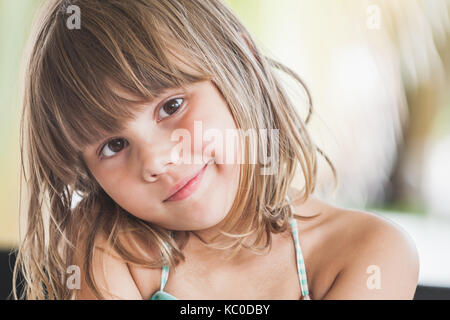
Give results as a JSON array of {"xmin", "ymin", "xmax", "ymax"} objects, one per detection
[
  {"xmin": 0, "ymin": 249, "xmax": 24, "ymax": 300},
  {"xmin": 1, "ymin": 249, "xmax": 449, "ymax": 300}
]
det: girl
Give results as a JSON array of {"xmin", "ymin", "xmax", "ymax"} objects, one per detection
[{"xmin": 14, "ymin": 0, "xmax": 419, "ymax": 300}]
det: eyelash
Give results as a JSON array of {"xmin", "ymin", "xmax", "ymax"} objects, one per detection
[{"xmin": 97, "ymin": 97, "xmax": 186, "ymax": 160}]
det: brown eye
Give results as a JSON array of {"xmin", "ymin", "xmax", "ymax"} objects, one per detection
[
  {"xmin": 100, "ymin": 138, "xmax": 128, "ymax": 158},
  {"xmin": 158, "ymin": 98, "xmax": 184, "ymax": 120}
]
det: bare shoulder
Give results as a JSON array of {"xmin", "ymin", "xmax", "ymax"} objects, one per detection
[
  {"xmin": 293, "ymin": 194, "xmax": 419, "ymax": 299},
  {"xmin": 74, "ymin": 232, "xmax": 153, "ymax": 300},
  {"xmin": 333, "ymin": 206, "xmax": 419, "ymax": 299}
]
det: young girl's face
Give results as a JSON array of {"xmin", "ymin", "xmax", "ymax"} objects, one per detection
[{"xmin": 82, "ymin": 80, "xmax": 240, "ymax": 234}]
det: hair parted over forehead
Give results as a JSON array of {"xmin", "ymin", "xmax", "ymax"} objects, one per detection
[{"xmin": 15, "ymin": 0, "xmax": 337, "ymax": 299}]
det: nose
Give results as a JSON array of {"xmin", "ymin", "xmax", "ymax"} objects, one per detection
[{"xmin": 137, "ymin": 141, "xmax": 180, "ymax": 183}]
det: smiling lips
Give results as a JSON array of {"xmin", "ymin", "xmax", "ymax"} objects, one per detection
[{"xmin": 163, "ymin": 162, "xmax": 209, "ymax": 202}]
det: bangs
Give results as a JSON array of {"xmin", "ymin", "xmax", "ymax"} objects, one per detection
[{"xmin": 38, "ymin": 0, "xmax": 213, "ymax": 152}]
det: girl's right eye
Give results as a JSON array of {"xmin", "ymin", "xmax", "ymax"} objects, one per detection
[{"xmin": 99, "ymin": 138, "xmax": 128, "ymax": 159}]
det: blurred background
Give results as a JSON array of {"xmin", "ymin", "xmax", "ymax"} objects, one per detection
[{"xmin": 1, "ymin": 0, "xmax": 449, "ymax": 299}]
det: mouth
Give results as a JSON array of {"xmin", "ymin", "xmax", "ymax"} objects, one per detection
[{"xmin": 163, "ymin": 161, "xmax": 211, "ymax": 202}]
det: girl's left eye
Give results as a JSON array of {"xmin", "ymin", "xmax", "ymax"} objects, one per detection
[{"xmin": 158, "ymin": 98, "xmax": 184, "ymax": 120}]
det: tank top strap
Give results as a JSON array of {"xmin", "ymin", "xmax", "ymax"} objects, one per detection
[
  {"xmin": 286, "ymin": 195, "xmax": 311, "ymax": 300},
  {"xmin": 160, "ymin": 264, "xmax": 170, "ymax": 291},
  {"xmin": 160, "ymin": 237, "xmax": 172, "ymax": 291}
]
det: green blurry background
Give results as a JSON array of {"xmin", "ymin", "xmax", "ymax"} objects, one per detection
[
  {"xmin": 0, "ymin": 0, "xmax": 43, "ymax": 248},
  {"xmin": 1, "ymin": 0, "xmax": 450, "ymax": 290}
]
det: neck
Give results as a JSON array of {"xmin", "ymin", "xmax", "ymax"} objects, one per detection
[
  {"xmin": 180, "ymin": 188, "xmax": 299, "ymax": 261},
  {"xmin": 183, "ymin": 220, "xmax": 274, "ymax": 266}
]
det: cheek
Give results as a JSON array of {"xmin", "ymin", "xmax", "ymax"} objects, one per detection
[
  {"xmin": 90, "ymin": 166, "xmax": 139, "ymax": 209},
  {"xmin": 178, "ymin": 103, "xmax": 238, "ymax": 164},
  {"xmin": 96, "ymin": 173, "xmax": 126, "ymax": 202},
  {"xmin": 215, "ymin": 162, "xmax": 241, "ymax": 224}
]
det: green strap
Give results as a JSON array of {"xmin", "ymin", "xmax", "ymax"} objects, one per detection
[{"xmin": 286, "ymin": 195, "xmax": 310, "ymax": 298}]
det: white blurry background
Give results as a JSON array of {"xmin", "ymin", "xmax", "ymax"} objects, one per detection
[{"xmin": 227, "ymin": 0, "xmax": 450, "ymax": 287}]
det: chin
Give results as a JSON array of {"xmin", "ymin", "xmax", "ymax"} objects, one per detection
[{"xmin": 181, "ymin": 206, "xmax": 229, "ymax": 230}]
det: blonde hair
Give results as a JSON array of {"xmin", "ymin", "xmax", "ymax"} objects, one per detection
[{"xmin": 14, "ymin": 0, "xmax": 337, "ymax": 299}]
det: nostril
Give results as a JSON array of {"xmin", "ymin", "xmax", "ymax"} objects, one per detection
[{"xmin": 143, "ymin": 172, "xmax": 158, "ymax": 182}]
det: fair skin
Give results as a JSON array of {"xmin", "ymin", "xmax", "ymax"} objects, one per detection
[
  {"xmin": 78, "ymin": 80, "xmax": 419, "ymax": 300},
  {"xmin": 83, "ymin": 80, "xmax": 240, "ymax": 241}
]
